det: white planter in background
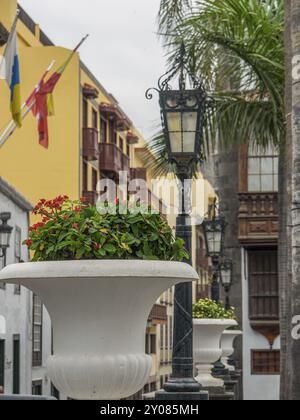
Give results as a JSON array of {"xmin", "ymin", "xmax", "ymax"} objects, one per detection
[
  {"xmin": 0, "ymin": 260, "xmax": 198, "ymax": 400},
  {"xmin": 193, "ymin": 319, "xmax": 237, "ymax": 388},
  {"xmin": 221, "ymin": 330, "xmax": 243, "ymax": 371}
]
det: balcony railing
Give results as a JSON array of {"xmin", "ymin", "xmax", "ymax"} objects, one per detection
[
  {"xmin": 82, "ymin": 84, "xmax": 99, "ymax": 100},
  {"xmin": 83, "ymin": 128, "xmax": 99, "ymax": 161},
  {"xmin": 238, "ymin": 192, "xmax": 278, "ymax": 244},
  {"xmin": 239, "ymin": 192, "xmax": 278, "ymax": 217},
  {"xmin": 148, "ymin": 304, "xmax": 167, "ymax": 325},
  {"xmin": 82, "ymin": 191, "xmax": 98, "ymax": 205},
  {"xmin": 99, "ymin": 143, "xmax": 129, "ymax": 177}
]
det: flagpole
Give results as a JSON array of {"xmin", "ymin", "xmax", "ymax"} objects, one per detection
[
  {"xmin": 0, "ymin": 60, "xmax": 56, "ymax": 149},
  {"xmin": 0, "ymin": 34, "xmax": 89, "ymax": 149}
]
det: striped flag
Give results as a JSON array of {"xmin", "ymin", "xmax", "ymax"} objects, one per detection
[
  {"xmin": 26, "ymin": 35, "xmax": 89, "ymax": 149},
  {"xmin": 0, "ymin": 13, "xmax": 22, "ymax": 127}
]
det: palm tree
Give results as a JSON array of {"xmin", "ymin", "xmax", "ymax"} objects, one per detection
[{"xmin": 149, "ymin": 0, "xmax": 291, "ymax": 398}]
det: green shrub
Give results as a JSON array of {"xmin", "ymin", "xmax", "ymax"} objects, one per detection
[
  {"xmin": 193, "ymin": 298, "xmax": 236, "ymax": 320},
  {"xmin": 24, "ymin": 196, "xmax": 189, "ymax": 262}
]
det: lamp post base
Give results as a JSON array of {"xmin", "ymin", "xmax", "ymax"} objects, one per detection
[
  {"xmin": 162, "ymin": 377, "xmax": 201, "ymax": 393},
  {"xmin": 156, "ymin": 390, "xmax": 209, "ymax": 401},
  {"xmin": 156, "ymin": 378, "xmax": 209, "ymax": 400},
  {"xmin": 202, "ymin": 386, "xmax": 234, "ymax": 401},
  {"xmin": 212, "ymin": 359, "xmax": 229, "ymax": 378}
]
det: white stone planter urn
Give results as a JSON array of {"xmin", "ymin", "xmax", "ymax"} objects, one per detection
[
  {"xmin": 220, "ymin": 330, "xmax": 243, "ymax": 371},
  {"xmin": 0, "ymin": 260, "xmax": 198, "ymax": 400},
  {"xmin": 193, "ymin": 319, "xmax": 237, "ymax": 388}
]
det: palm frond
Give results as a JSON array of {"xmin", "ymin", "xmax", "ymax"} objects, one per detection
[{"xmin": 148, "ymin": 0, "xmax": 284, "ymax": 177}]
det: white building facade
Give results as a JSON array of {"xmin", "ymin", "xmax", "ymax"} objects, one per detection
[{"xmin": 0, "ymin": 177, "xmax": 52, "ymax": 397}]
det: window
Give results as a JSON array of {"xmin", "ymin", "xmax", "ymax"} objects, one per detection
[
  {"xmin": 82, "ymin": 161, "xmax": 88, "ymax": 192},
  {"xmin": 92, "ymin": 169, "xmax": 98, "ymax": 192},
  {"xmin": 196, "ymin": 235, "xmax": 203, "ymax": 252},
  {"xmin": 248, "ymin": 249, "xmax": 279, "ymax": 321},
  {"xmin": 119, "ymin": 137, "xmax": 124, "ymax": 153},
  {"xmin": 51, "ymin": 383, "xmax": 60, "ymax": 400},
  {"xmin": 145, "ymin": 333, "xmax": 156, "ymax": 355},
  {"xmin": 165, "ymin": 319, "xmax": 169, "ymax": 351},
  {"xmin": 252, "ymin": 350, "xmax": 280, "ymax": 375},
  {"xmin": 92, "ymin": 109, "xmax": 98, "ymax": 130},
  {"xmin": 32, "ymin": 380, "xmax": 43, "ymax": 396},
  {"xmin": 13, "ymin": 335, "xmax": 20, "ymax": 394},
  {"xmin": 14, "ymin": 227, "xmax": 22, "ymax": 294},
  {"xmin": 0, "ymin": 340, "xmax": 4, "ymax": 389},
  {"xmin": 160, "ymin": 325, "xmax": 164, "ymax": 351},
  {"xmin": 82, "ymin": 99, "xmax": 88, "ymax": 128},
  {"xmin": 100, "ymin": 118, "xmax": 107, "ymax": 143},
  {"xmin": 32, "ymin": 294, "xmax": 43, "ymax": 367},
  {"xmin": 248, "ymin": 144, "xmax": 278, "ymax": 192},
  {"xmin": 169, "ymin": 315, "xmax": 173, "ymax": 349},
  {"xmin": 109, "ymin": 120, "xmax": 117, "ymax": 144}
]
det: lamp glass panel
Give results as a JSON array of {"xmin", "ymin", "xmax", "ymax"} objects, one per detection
[
  {"xmin": 206, "ymin": 230, "xmax": 222, "ymax": 254},
  {"xmin": 0, "ymin": 232, "xmax": 11, "ymax": 248},
  {"xmin": 221, "ymin": 268, "xmax": 231, "ymax": 285},
  {"xmin": 167, "ymin": 111, "xmax": 182, "ymax": 153},
  {"xmin": 182, "ymin": 111, "xmax": 197, "ymax": 153}
]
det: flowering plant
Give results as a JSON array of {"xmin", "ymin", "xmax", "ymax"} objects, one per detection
[
  {"xmin": 192, "ymin": 299, "xmax": 236, "ymax": 320},
  {"xmin": 24, "ymin": 196, "xmax": 189, "ymax": 262}
]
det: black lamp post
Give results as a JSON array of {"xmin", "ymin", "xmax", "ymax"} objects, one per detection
[
  {"xmin": 219, "ymin": 259, "xmax": 233, "ymax": 310},
  {"xmin": 146, "ymin": 44, "xmax": 208, "ymax": 399},
  {"xmin": 202, "ymin": 199, "xmax": 226, "ymax": 302},
  {"xmin": 0, "ymin": 212, "xmax": 13, "ymax": 267}
]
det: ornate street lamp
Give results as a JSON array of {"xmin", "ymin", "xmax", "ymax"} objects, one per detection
[
  {"xmin": 219, "ymin": 259, "xmax": 233, "ymax": 310},
  {"xmin": 0, "ymin": 213, "xmax": 13, "ymax": 267},
  {"xmin": 202, "ymin": 198, "xmax": 226, "ymax": 302},
  {"xmin": 146, "ymin": 44, "xmax": 208, "ymax": 400}
]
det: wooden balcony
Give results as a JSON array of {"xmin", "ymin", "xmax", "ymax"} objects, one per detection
[
  {"xmin": 127, "ymin": 131, "xmax": 139, "ymax": 145},
  {"xmin": 82, "ymin": 191, "xmax": 98, "ymax": 205},
  {"xmin": 196, "ymin": 249, "xmax": 210, "ymax": 271},
  {"xmin": 116, "ymin": 117, "xmax": 131, "ymax": 132},
  {"xmin": 100, "ymin": 102, "xmax": 132, "ymax": 132},
  {"xmin": 99, "ymin": 143, "xmax": 130, "ymax": 178},
  {"xmin": 148, "ymin": 304, "xmax": 168, "ymax": 325},
  {"xmin": 82, "ymin": 83, "xmax": 99, "ymax": 100},
  {"xmin": 130, "ymin": 168, "xmax": 147, "ymax": 182},
  {"xmin": 238, "ymin": 192, "xmax": 278, "ymax": 245},
  {"xmin": 83, "ymin": 128, "xmax": 99, "ymax": 161}
]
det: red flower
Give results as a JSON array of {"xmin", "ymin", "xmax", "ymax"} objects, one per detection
[
  {"xmin": 114, "ymin": 198, "xmax": 120, "ymax": 205},
  {"xmin": 72, "ymin": 223, "xmax": 79, "ymax": 229},
  {"xmin": 80, "ymin": 197, "xmax": 88, "ymax": 203},
  {"xmin": 29, "ymin": 222, "xmax": 45, "ymax": 232},
  {"xmin": 25, "ymin": 239, "xmax": 32, "ymax": 247},
  {"xmin": 74, "ymin": 206, "xmax": 82, "ymax": 212},
  {"xmin": 93, "ymin": 243, "xmax": 101, "ymax": 250},
  {"xmin": 63, "ymin": 214, "xmax": 69, "ymax": 220}
]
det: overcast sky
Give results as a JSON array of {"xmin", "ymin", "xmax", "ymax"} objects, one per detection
[{"xmin": 19, "ymin": 0, "xmax": 166, "ymax": 138}]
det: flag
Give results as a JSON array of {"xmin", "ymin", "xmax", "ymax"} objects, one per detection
[
  {"xmin": 0, "ymin": 14, "xmax": 22, "ymax": 127},
  {"xmin": 26, "ymin": 35, "xmax": 89, "ymax": 149}
]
